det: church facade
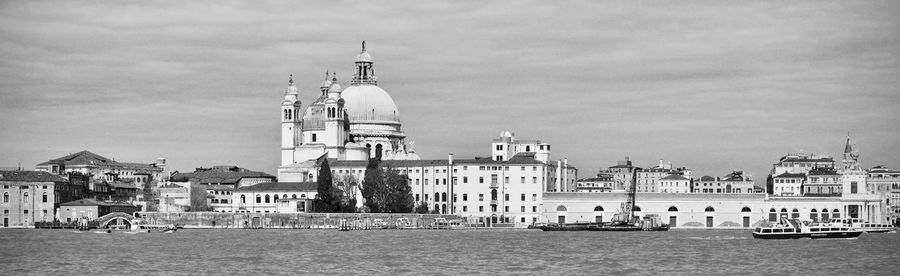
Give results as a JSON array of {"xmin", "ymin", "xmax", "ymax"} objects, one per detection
[{"xmin": 278, "ymin": 42, "xmax": 419, "ymax": 182}]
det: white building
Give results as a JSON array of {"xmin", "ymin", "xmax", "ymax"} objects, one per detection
[
  {"xmin": 278, "ymin": 42, "xmax": 419, "ymax": 182},
  {"xmin": 232, "ymin": 182, "xmax": 317, "ymax": 213},
  {"xmin": 658, "ymin": 174, "xmax": 690, "ymax": 193}
]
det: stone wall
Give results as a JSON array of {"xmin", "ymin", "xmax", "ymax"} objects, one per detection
[{"xmin": 135, "ymin": 212, "xmax": 460, "ymax": 229}]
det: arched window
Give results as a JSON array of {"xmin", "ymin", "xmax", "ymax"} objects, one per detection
[
  {"xmin": 241, "ymin": 195, "xmax": 246, "ymax": 204},
  {"xmin": 491, "ymin": 189, "xmax": 498, "ymax": 200},
  {"xmin": 300, "ymin": 194, "xmax": 306, "ymax": 199},
  {"xmin": 434, "ymin": 204, "xmax": 439, "ymax": 212},
  {"xmin": 780, "ymin": 208, "xmax": 788, "ymax": 213},
  {"xmin": 292, "ymin": 194, "xmax": 297, "ymax": 199},
  {"xmin": 283, "ymin": 194, "xmax": 288, "ymax": 199},
  {"xmin": 3, "ymin": 192, "xmax": 7, "ymax": 203},
  {"xmin": 741, "ymin": 206, "xmax": 751, "ymax": 212},
  {"xmin": 668, "ymin": 206, "xmax": 678, "ymax": 212},
  {"xmin": 556, "ymin": 205, "xmax": 567, "ymax": 212},
  {"xmin": 633, "ymin": 206, "xmax": 641, "ymax": 212},
  {"xmin": 441, "ymin": 192, "xmax": 447, "ymax": 202},
  {"xmin": 375, "ymin": 144, "xmax": 384, "ymax": 160},
  {"xmin": 704, "ymin": 206, "xmax": 715, "ymax": 212},
  {"xmin": 265, "ymin": 194, "xmax": 270, "ymax": 203},
  {"xmin": 526, "ymin": 146, "xmax": 531, "ymax": 152},
  {"xmin": 434, "ymin": 192, "xmax": 440, "ymax": 202},
  {"xmin": 42, "ymin": 192, "xmax": 47, "ymax": 203},
  {"xmin": 594, "ymin": 206, "xmax": 604, "ymax": 212},
  {"xmin": 273, "ymin": 195, "xmax": 279, "ymax": 201},
  {"xmin": 23, "ymin": 192, "xmax": 28, "ymax": 203},
  {"xmin": 769, "ymin": 208, "xmax": 777, "ymax": 221}
]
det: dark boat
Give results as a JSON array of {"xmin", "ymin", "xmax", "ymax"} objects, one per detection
[{"xmin": 752, "ymin": 218, "xmax": 862, "ymax": 239}]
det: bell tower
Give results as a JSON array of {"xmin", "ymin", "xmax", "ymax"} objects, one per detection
[
  {"xmin": 281, "ymin": 74, "xmax": 302, "ymax": 166},
  {"xmin": 351, "ymin": 41, "xmax": 377, "ymax": 85}
]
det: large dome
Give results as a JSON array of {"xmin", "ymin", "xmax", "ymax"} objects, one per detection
[{"xmin": 340, "ymin": 84, "xmax": 400, "ymax": 123}]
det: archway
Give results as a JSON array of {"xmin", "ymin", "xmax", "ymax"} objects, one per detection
[
  {"xmin": 556, "ymin": 205, "xmax": 567, "ymax": 224},
  {"xmin": 593, "ymin": 206, "xmax": 604, "ymax": 222}
]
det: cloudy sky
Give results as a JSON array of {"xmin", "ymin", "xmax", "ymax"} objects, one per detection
[{"xmin": 1, "ymin": 0, "xmax": 899, "ymax": 179}]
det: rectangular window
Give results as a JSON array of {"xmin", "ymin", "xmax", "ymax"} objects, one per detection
[
  {"xmin": 312, "ymin": 133, "xmax": 317, "ymax": 142},
  {"xmin": 851, "ymin": 181, "xmax": 858, "ymax": 193},
  {"xmin": 521, "ymin": 194, "xmax": 526, "ymax": 201},
  {"xmin": 521, "ymin": 177, "xmax": 525, "ymax": 183},
  {"xmin": 491, "ymin": 175, "xmax": 498, "ymax": 184},
  {"xmin": 479, "ymin": 206, "xmax": 484, "ymax": 212},
  {"xmin": 505, "ymin": 194, "xmax": 509, "ymax": 201},
  {"xmin": 532, "ymin": 206, "xmax": 537, "ymax": 212},
  {"xmin": 504, "ymin": 177, "xmax": 509, "ymax": 184},
  {"xmin": 521, "ymin": 166, "xmax": 525, "ymax": 171},
  {"xmin": 463, "ymin": 194, "xmax": 468, "ymax": 201},
  {"xmin": 532, "ymin": 177, "xmax": 537, "ymax": 184},
  {"xmin": 479, "ymin": 194, "xmax": 484, "ymax": 201},
  {"xmin": 463, "ymin": 177, "xmax": 468, "ymax": 183},
  {"xmin": 479, "ymin": 177, "xmax": 484, "ymax": 184},
  {"xmin": 505, "ymin": 206, "xmax": 509, "ymax": 212},
  {"xmin": 415, "ymin": 194, "xmax": 420, "ymax": 201},
  {"xmin": 532, "ymin": 194, "xmax": 537, "ymax": 201},
  {"xmin": 463, "ymin": 206, "xmax": 468, "ymax": 212},
  {"xmin": 521, "ymin": 206, "xmax": 525, "ymax": 212}
]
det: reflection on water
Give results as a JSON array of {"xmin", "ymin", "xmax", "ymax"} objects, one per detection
[{"xmin": 0, "ymin": 229, "xmax": 898, "ymax": 274}]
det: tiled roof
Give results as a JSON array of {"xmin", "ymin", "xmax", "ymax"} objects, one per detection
[
  {"xmin": 108, "ymin": 182, "xmax": 138, "ymax": 189},
  {"xmin": 36, "ymin": 150, "xmax": 161, "ymax": 171},
  {"xmin": 170, "ymin": 170, "xmax": 274, "ymax": 184},
  {"xmin": 60, "ymin": 198, "xmax": 138, "ymax": 207},
  {"xmin": 0, "ymin": 170, "xmax": 67, "ymax": 182},
  {"xmin": 808, "ymin": 168, "xmax": 839, "ymax": 176},
  {"xmin": 699, "ymin": 176, "xmax": 716, "ymax": 181},
  {"xmin": 774, "ymin": 172, "xmax": 806, "ymax": 178},
  {"xmin": 236, "ymin": 182, "xmax": 317, "ymax": 192},
  {"xmin": 660, "ymin": 174, "xmax": 689, "ymax": 181}
]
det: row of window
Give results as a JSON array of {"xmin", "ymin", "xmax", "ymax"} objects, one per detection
[
  {"xmin": 240, "ymin": 193, "xmax": 307, "ymax": 204},
  {"xmin": 2, "ymin": 185, "xmax": 49, "ymax": 190},
  {"xmin": 331, "ymin": 165, "xmax": 543, "ymax": 175},
  {"xmin": 459, "ymin": 205, "xmax": 539, "ymax": 213},
  {"xmin": 413, "ymin": 193, "xmax": 539, "ymax": 203},
  {"xmin": 555, "ymin": 205, "xmax": 750, "ymax": 213},
  {"xmin": 2, "ymin": 192, "xmax": 49, "ymax": 203}
]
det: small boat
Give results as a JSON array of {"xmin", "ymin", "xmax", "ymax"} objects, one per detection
[
  {"xmin": 752, "ymin": 218, "xmax": 862, "ymax": 239},
  {"xmin": 395, "ymin": 218, "xmax": 417, "ymax": 229},
  {"xmin": 160, "ymin": 225, "xmax": 177, "ymax": 233},
  {"xmin": 448, "ymin": 220, "xmax": 466, "ymax": 230}
]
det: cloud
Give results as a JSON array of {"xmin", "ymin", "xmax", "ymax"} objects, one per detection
[{"xmin": 1, "ymin": 0, "xmax": 899, "ymax": 178}]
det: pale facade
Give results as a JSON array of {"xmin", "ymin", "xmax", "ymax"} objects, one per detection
[
  {"xmin": 0, "ymin": 171, "xmax": 59, "ymax": 227},
  {"xmin": 575, "ymin": 175, "xmax": 615, "ymax": 193},
  {"xmin": 279, "ymin": 42, "xmax": 418, "ymax": 182},
  {"xmin": 658, "ymin": 174, "xmax": 690, "ymax": 193},
  {"xmin": 694, "ymin": 171, "xmax": 757, "ymax": 194},
  {"xmin": 867, "ymin": 165, "xmax": 900, "ymax": 220},
  {"xmin": 232, "ymin": 182, "xmax": 317, "ymax": 213},
  {"xmin": 328, "ymin": 151, "xmax": 574, "ymax": 226}
]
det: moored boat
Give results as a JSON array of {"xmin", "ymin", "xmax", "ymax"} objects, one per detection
[
  {"xmin": 824, "ymin": 218, "xmax": 896, "ymax": 233},
  {"xmin": 752, "ymin": 218, "xmax": 862, "ymax": 239}
]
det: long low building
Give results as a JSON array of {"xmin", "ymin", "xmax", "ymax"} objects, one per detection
[{"xmin": 541, "ymin": 192, "xmax": 886, "ymax": 228}]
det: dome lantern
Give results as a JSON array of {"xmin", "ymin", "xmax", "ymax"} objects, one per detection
[{"xmin": 352, "ymin": 41, "xmax": 377, "ymax": 85}]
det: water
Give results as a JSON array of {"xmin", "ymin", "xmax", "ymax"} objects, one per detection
[{"xmin": 1, "ymin": 229, "xmax": 898, "ymax": 275}]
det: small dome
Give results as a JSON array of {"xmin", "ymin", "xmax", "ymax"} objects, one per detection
[
  {"xmin": 356, "ymin": 51, "xmax": 372, "ymax": 63},
  {"xmin": 287, "ymin": 85, "xmax": 299, "ymax": 95},
  {"xmin": 500, "ymin": 130, "xmax": 513, "ymax": 138},
  {"xmin": 329, "ymin": 83, "xmax": 342, "ymax": 93}
]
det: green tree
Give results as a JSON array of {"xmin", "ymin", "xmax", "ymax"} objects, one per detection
[
  {"xmin": 384, "ymin": 167, "xmax": 414, "ymax": 213},
  {"xmin": 414, "ymin": 201, "xmax": 429, "ymax": 214},
  {"xmin": 189, "ymin": 184, "xmax": 210, "ymax": 212},
  {"xmin": 314, "ymin": 159, "xmax": 339, "ymax": 212},
  {"xmin": 361, "ymin": 158, "xmax": 385, "ymax": 213}
]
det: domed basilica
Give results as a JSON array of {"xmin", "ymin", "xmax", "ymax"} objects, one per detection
[{"xmin": 279, "ymin": 42, "xmax": 419, "ymax": 181}]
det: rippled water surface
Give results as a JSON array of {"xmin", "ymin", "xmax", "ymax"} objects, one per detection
[{"xmin": 1, "ymin": 229, "xmax": 898, "ymax": 275}]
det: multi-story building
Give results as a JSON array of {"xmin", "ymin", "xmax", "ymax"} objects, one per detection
[
  {"xmin": 575, "ymin": 174, "xmax": 615, "ymax": 193},
  {"xmin": 867, "ymin": 165, "xmax": 900, "ymax": 221},
  {"xmin": 771, "ymin": 153, "xmax": 835, "ymax": 176},
  {"xmin": 168, "ymin": 166, "xmax": 275, "ymax": 212},
  {"xmin": 804, "ymin": 168, "xmax": 842, "ymax": 196},
  {"xmin": 695, "ymin": 171, "xmax": 757, "ymax": 194},
  {"xmin": 35, "ymin": 150, "xmax": 166, "ymax": 182},
  {"xmin": 158, "ymin": 183, "xmax": 190, "ymax": 212},
  {"xmin": 57, "ymin": 198, "xmax": 139, "ymax": 223},
  {"xmin": 0, "ymin": 171, "xmax": 61, "ymax": 227},
  {"xmin": 658, "ymin": 174, "xmax": 690, "ymax": 193},
  {"xmin": 604, "ymin": 157, "xmax": 638, "ymax": 191},
  {"xmin": 327, "ymin": 149, "xmax": 573, "ymax": 226},
  {"xmin": 233, "ymin": 182, "xmax": 317, "ymax": 213},
  {"xmin": 771, "ymin": 172, "xmax": 805, "ymax": 196},
  {"xmin": 635, "ymin": 159, "xmax": 691, "ymax": 193}
]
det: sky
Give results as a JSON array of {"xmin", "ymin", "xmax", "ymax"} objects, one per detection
[{"xmin": 1, "ymin": 0, "xmax": 899, "ymax": 180}]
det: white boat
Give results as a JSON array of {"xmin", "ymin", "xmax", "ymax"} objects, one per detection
[
  {"xmin": 825, "ymin": 218, "xmax": 896, "ymax": 233},
  {"xmin": 752, "ymin": 218, "xmax": 862, "ymax": 239},
  {"xmin": 395, "ymin": 218, "xmax": 417, "ymax": 229}
]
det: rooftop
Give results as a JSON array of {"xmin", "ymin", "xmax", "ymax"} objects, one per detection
[
  {"xmin": 60, "ymin": 198, "xmax": 138, "ymax": 207},
  {"xmin": 0, "ymin": 170, "xmax": 67, "ymax": 183},
  {"xmin": 236, "ymin": 182, "xmax": 317, "ymax": 192}
]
